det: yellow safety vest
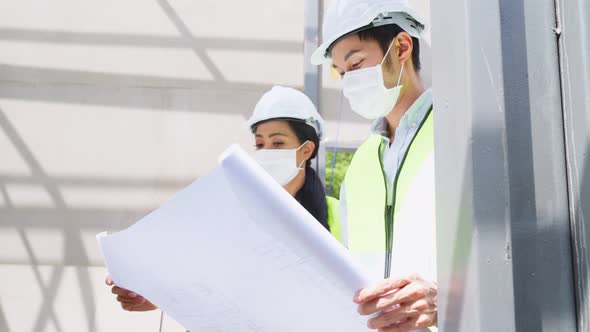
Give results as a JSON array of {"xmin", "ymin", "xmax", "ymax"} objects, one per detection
[{"xmin": 343, "ymin": 109, "xmax": 436, "ymax": 331}]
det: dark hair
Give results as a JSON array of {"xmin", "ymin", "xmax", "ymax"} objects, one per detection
[
  {"xmin": 358, "ymin": 24, "xmax": 421, "ymax": 72},
  {"xmin": 294, "ymin": 164, "xmax": 329, "ymax": 232},
  {"xmin": 329, "ymin": 24, "xmax": 421, "ymax": 72},
  {"xmin": 286, "ymin": 120, "xmax": 320, "ymax": 167},
  {"xmin": 285, "ymin": 120, "xmax": 330, "ymax": 232}
]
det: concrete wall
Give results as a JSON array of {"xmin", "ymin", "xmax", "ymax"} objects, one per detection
[{"xmin": 0, "ymin": 0, "xmax": 430, "ymax": 331}]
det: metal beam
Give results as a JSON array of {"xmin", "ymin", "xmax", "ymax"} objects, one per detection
[
  {"xmin": 303, "ymin": 0, "xmax": 321, "ymax": 107},
  {"xmin": 558, "ymin": 0, "xmax": 590, "ymax": 330},
  {"xmin": 433, "ymin": 0, "xmax": 577, "ymax": 331},
  {"xmin": 304, "ymin": 0, "xmax": 322, "ymax": 173}
]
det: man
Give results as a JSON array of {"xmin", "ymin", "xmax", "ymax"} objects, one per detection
[{"xmin": 311, "ymin": 0, "xmax": 437, "ymax": 331}]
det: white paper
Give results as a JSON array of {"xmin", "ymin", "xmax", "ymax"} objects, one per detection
[{"xmin": 97, "ymin": 145, "xmax": 372, "ymax": 332}]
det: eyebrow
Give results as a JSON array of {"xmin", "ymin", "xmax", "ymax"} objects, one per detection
[
  {"xmin": 344, "ymin": 49, "xmax": 361, "ymax": 62},
  {"xmin": 269, "ymin": 133, "xmax": 288, "ymax": 138},
  {"xmin": 255, "ymin": 132, "xmax": 288, "ymax": 138},
  {"xmin": 332, "ymin": 49, "xmax": 361, "ymax": 70}
]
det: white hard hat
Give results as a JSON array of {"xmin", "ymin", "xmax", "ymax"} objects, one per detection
[
  {"xmin": 246, "ymin": 86, "xmax": 325, "ymax": 140},
  {"xmin": 311, "ymin": 0, "xmax": 425, "ymax": 65}
]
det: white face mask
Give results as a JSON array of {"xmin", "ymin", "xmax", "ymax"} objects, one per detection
[
  {"xmin": 342, "ymin": 41, "xmax": 405, "ymax": 120},
  {"xmin": 254, "ymin": 141, "xmax": 308, "ymax": 186}
]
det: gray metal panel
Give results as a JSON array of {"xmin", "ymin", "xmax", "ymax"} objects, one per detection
[
  {"xmin": 304, "ymin": 0, "xmax": 321, "ymax": 173},
  {"xmin": 559, "ymin": 0, "xmax": 590, "ymax": 330},
  {"xmin": 433, "ymin": 0, "xmax": 576, "ymax": 331},
  {"xmin": 303, "ymin": 0, "xmax": 321, "ymax": 107}
]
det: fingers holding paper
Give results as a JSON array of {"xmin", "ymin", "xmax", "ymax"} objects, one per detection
[
  {"xmin": 354, "ymin": 274, "xmax": 437, "ymax": 331},
  {"xmin": 105, "ymin": 276, "xmax": 158, "ymax": 312}
]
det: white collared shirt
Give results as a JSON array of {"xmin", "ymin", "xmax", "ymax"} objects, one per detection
[{"xmin": 376, "ymin": 89, "xmax": 433, "ymax": 204}]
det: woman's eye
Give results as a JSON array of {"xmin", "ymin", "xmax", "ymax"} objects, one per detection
[{"xmin": 272, "ymin": 142, "xmax": 284, "ymax": 147}]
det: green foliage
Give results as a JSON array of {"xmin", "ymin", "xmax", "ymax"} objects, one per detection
[{"xmin": 325, "ymin": 151, "xmax": 355, "ymax": 199}]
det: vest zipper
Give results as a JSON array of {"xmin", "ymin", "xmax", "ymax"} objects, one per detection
[
  {"xmin": 378, "ymin": 141, "xmax": 395, "ymax": 279},
  {"xmin": 384, "ymin": 204, "xmax": 394, "ymax": 278},
  {"xmin": 382, "ymin": 106, "xmax": 433, "ymax": 279}
]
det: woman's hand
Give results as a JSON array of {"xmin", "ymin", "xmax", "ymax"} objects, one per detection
[
  {"xmin": 354, "ymin": 274, "xmax": 437, "ymax": 332},
  {"xmin": 105, "ymin": 277, "xmax": 158, "ymax": 312}
]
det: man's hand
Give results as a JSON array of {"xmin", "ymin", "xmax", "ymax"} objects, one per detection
[
  {"xmin": 105, "ymin": 277, "xmax": 158, "ymax": 312},
  {"xmin": 354, "ymin": 274, "xmax": 437, "ymax": 332}
]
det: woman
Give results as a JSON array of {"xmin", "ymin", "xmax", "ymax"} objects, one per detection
[
  {"xmin": 248, "ymin": 85, "xmax": 341, "ymax": 238},
  {"xmin": 106, "ymin": 86, "xmax": 341, "ymax": 313}
]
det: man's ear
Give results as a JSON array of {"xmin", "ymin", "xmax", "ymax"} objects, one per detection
[{"xmin": 394, "ymin": 32, "xmax": 413, "ymax": 64}]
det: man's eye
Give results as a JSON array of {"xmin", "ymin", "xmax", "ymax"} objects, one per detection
[
  {"xmin": 272, "ymin": 142, "xmax": 284, "ymax": 147},
  {"xmin": 352, "ymin": 60, "xmax": 363, "ymax": 68},
  {"xmin": 255, "ymin": 144, "xmax": 263, "ymax": 149}
]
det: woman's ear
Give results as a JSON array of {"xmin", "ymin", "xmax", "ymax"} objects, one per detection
[{"xmin": 301, "ymin": 141, "xmax": 316, "ymax": 161}]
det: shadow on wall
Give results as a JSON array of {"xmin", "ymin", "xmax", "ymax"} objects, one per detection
[
  {"xmin": 0, "ymin": 1, "xmax": 364, "ymax": 332},
  {"xmin": 0, "ymin": 0, "xmax": 352, "ymax": 118},
  {"xmin": 0, "ymin": 16, "xmax": 432, "ymax": 124},
  {"xmin": 0, "ymin": 109, "xmax": 99, "ymax": 332},
  {"xmin": 0, "ymin": 301, "xmax": 8, "ymax": 332}
]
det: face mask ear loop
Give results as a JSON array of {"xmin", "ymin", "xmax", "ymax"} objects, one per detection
[
  {"xmin": 297, "ymin": 159, "xmax": 306, "ymax": 169},
  {"xmin": 397, "ymin": 62, "xmax": 405, "ymax": 87},
  {"xmin": 296, "ymin": 140, "xmax": 310, "ymax": 169},
  {"xmin": 381, "ymin": 39, "xmax": 401, "ymax": 88},
  {"xmin": 381, "ymin": 39, "xmax": 395, "ymax": 66},
  {"xmin": 296, "ymin": 140, "xmax": 309, "ymax": 151}
]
